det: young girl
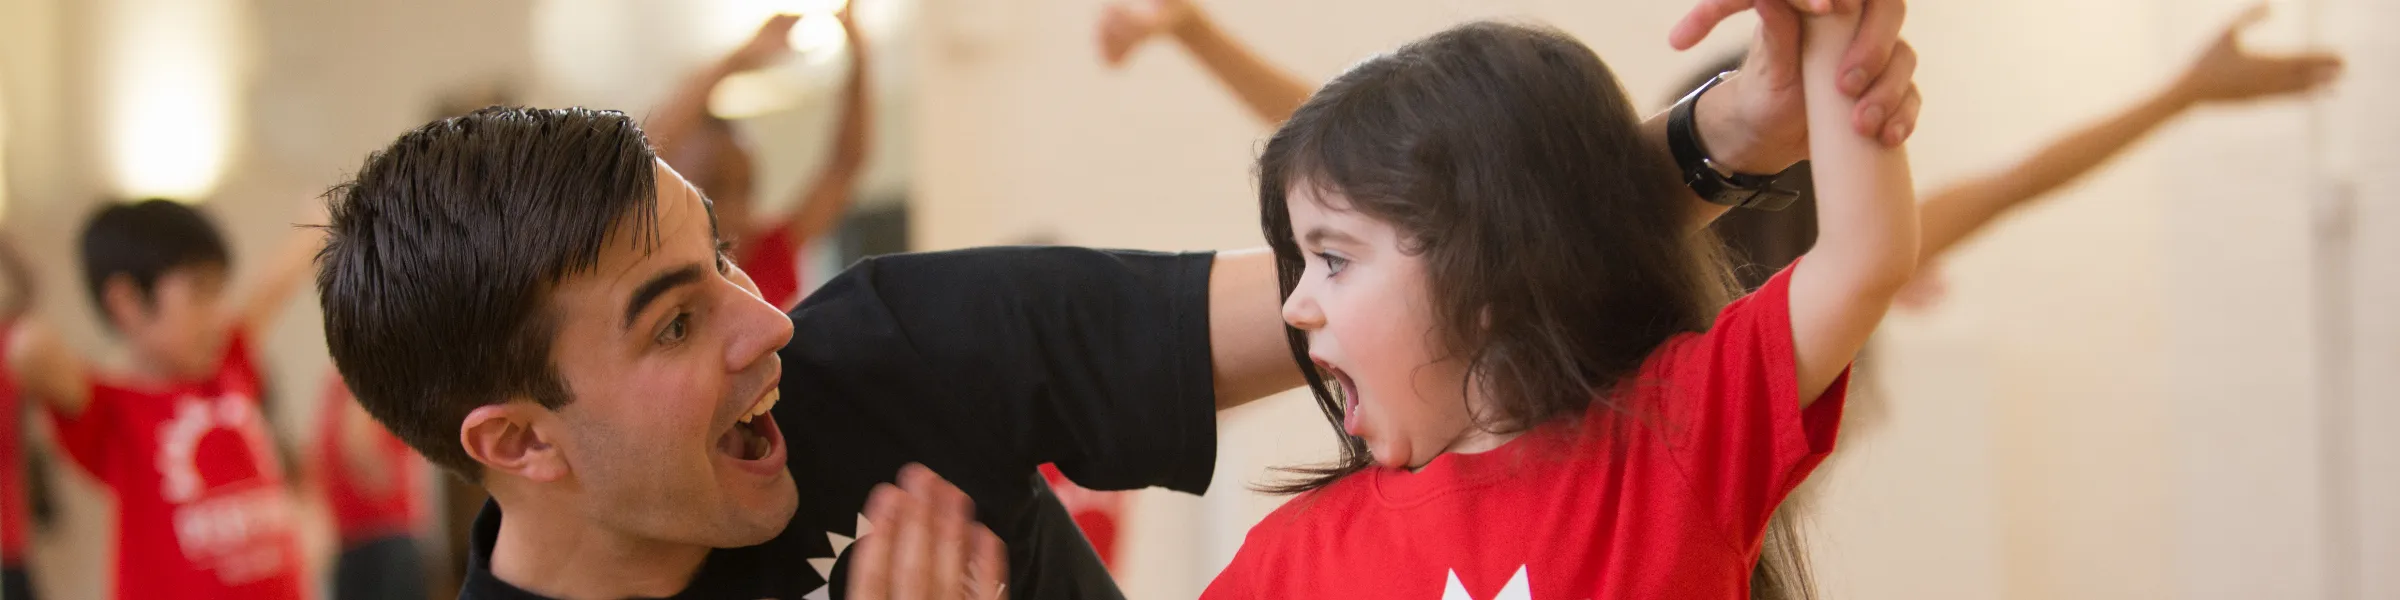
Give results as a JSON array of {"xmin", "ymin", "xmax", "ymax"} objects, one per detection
[{"xmin": 1203, "ymin": 13, "xmax": 1916, "ymax": 600}]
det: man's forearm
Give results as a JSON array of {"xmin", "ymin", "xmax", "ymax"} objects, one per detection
[
  {"xmin": 1642, "ymin": 109, "xmax": 1734, "ymax": 230},
  {"xmin": 1646, "ymin": 80, "xmax": 1804, "ymax": 231},
  {"xmin": 1208, "ymin": 248, "xmax": 1301, "ymax": 410}
]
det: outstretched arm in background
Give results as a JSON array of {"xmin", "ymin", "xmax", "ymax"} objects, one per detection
[
  {"xmin": 648, "ymin": 14, "xmax": 802, "ymax": 158},
  {"xmin": 231, "ymin": 201, "xmax": 331, "ymax": 337},
  {"xmin": 1914, "ymin": 3, "xmax": 2341, "ymax": 262},
  {"xmin": 761, "ymin": 8, "xmax": 874, "ymax": 307},
  {"xmin": 8, "ymin": 323, "xmax": 87, "ymax": 416},
  {"xmin": 1100, "ymin": 0, "xmax": 1922, "ymax": 229},
  {"xmin": 1098, "ymin": 0, "xmax": 1313, "ymax": 125}
]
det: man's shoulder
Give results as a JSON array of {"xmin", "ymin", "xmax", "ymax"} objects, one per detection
[{"xmin": 818, "ymin": 246, "xmax": 1205, "ymax": 294}]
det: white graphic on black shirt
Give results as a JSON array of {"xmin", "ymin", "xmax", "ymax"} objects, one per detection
[
  {"xmin": 801, "ymin": 513, "xmax": 872, "ymax": 600},
  {"xmin": 1441, "ymin": 565, "xmax": 1530, "ymax": 600}
]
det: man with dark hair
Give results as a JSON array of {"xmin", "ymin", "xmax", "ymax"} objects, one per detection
[
  {"xmin": 9, "ymin": 198, "xmax": 325, "ymax": 600},
  {"xmin": 316, "ymin": 4, "xmax": 1917, "ymax": 598}
]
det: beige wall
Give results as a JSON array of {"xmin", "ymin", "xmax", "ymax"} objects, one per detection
[
  {"xmin": 2330, "ymin": 0, "xmax": 2400, "ymax": 595},
  {"xmin": 913, "ymin": 0, "xmax": 2397, "ymax": 599}
]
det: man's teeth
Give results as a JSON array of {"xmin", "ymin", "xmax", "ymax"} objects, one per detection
[{"xmin": 738, "ymin": 389, "xmax": 781, "ymax": 424}]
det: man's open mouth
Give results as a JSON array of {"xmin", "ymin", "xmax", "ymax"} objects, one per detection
[{"xmin": 717, "ymin": 388, "xmax": 783, "ymax": 462}]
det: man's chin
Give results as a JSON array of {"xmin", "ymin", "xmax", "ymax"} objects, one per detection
[{"xmin": 714, "ymin": 482, "xmax": 800, "ymax": 547}]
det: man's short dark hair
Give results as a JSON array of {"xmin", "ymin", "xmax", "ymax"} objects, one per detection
[
  {"xmin": 79, "ymin": 199, "xmax": 232, "ymax": 329},
  {"xmin": 318, "ymin": 106, "xmax": 660, "ymax": 477}
]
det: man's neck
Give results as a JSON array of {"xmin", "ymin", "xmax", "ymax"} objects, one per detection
[{"xmin": 489, "ymin": 494, "xmax": 712, "ymax": 600}]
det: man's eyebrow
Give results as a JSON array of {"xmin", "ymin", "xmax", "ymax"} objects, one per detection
[{"xmin": 622, "ymin": 264, "xmax": 706, "ymax": 330}]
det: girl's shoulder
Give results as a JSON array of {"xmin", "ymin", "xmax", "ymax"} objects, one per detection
[{"xmin": 1248, "ymin": 473, "xmax": 1379, "ymax": 536}]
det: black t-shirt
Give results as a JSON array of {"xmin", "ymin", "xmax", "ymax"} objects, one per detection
[{"xmin": 461, "ymin": 247, "xmax": 1222, "ymax": 599}]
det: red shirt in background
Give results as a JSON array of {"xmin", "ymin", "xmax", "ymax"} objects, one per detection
[
  {"xmin": 314, "ymin": 375, "xmax": 426, "ymax": 548},
  {"xmin": 1202, "ymin": 266, "xmax": 1848, "ymax": 600},
  {"xmin": 1039, "ymin": 463, "xmax": 1129, "ymax": 568},
  {"xmin": 0, "ymin": 320, "xmax": 28, "ymax": 566},
  {"xmin": 47, "ymin": 332, "xmax": 305, "ymax": 600},
  {"xmin": 739, "ymin": 226, "xmax": 802, "ymax": 308}
]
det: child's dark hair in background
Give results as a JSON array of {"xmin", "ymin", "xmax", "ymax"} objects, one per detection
[{"xmin": 78, "ymin": 199, "xmax": 233, "ymax": 327}]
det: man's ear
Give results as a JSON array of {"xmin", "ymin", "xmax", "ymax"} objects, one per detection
[{"xmin": 461, "ymin": 403, "xmax": 569, "ymax": 483}]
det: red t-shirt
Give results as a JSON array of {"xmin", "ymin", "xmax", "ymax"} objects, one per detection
[
  {"xmin": 0, "ymin": 320, "xmax": 28, "ymax": 564},
  {"xmin": 47, "ymin": 332, "xmax": 305, "ymax": 600},
  {"xmin": 1203, "ymin": 266, "xmax": 1848, "ymax": 599},
  {"xmin": 739, "ymin": 226, "xmax": 802, "ymax": 308},
  {"xmin": 313, "ymin": 375, "xmax": 426, "ymax": 547}
]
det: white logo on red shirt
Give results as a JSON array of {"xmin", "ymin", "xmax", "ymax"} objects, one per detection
[
  {"xmin": 156, "ymin": 393, "xmax": 275, "ymax": 502},
  {"xmin": 1441, "ymin": 565, "xmax": 1531, "ymax": 600},
  {"xmin": 154, "ymin": 392, "xmax": 295, "ymax": 583}
]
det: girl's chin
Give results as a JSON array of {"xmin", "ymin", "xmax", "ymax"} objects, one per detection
[{"xmin": 1366, "ymin": 441, "xmax": 1419, "ymax": 470}]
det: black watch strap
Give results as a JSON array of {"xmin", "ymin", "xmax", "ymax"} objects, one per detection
[{"xmin": 1669, "ymin": 72, "xmax": 1804, "ymax": 211}]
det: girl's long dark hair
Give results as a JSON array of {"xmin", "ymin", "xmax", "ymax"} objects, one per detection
[{"xmin": 1254, "ymin": 21, "xmax": 1814, "ymax": 600}]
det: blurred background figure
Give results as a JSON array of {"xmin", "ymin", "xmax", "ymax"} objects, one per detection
[
  {"xmin": 310, "ymin": 375, "xmax": 430, "ymax": 600},
  {"xmin": 1, "ymin": 232, "xmax": 40, "ymax": 600},
  {"xmin": 647, "ymin": 8, "xmax": 873, "ymax": 310},
  {"xmin": 0, "ymin": 0, "xmax": 2395, "ymax": 599},
  {"xmin": 7, "ymin": 198, "xmax": 320, "ymax": 600}
]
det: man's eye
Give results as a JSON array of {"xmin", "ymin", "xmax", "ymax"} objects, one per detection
[{"xmin": 658, "ymin": 312, "xmax": 691, "ymax": 345}]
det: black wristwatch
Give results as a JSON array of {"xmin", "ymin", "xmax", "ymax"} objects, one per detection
[{"xmin": 1669, "ymin": 72, "xmax": 1808, "ymax": 211}]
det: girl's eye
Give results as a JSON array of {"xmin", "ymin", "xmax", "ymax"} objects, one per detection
[
  {"xmin": 658, "ymin": 312, "xmax": 691, "ymax": 346},
  {"xmin": 1318, "ymin": 253, "xmax": 1349, "ymax": 277}
]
